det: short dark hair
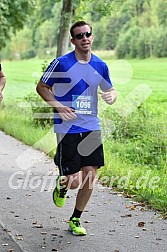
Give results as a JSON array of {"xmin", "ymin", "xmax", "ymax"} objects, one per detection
[{"xmin": 70, "ymin": 21, "xmax": 92, "ymax": 37}]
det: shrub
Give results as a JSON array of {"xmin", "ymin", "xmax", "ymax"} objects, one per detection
[
  {"xmin": 23, "ymin": 60, "xmax": 53, "ymax": 127},
  {"xmin": 100, "ymin": 103, "xmax": 167, "ymax": 169}
]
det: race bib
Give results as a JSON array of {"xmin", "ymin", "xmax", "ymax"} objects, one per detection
[{"xmin": 72, "ymin": 95, "xmax": 93, "ymax": 114}]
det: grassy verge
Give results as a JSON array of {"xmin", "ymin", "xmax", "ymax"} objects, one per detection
[
  {"xmin": 0, "ymin": 57, "xmax": 166, "ymax": 213},
  {"xmin": 99, "ymin": 154, "xmax": 166, "ymax": 211},
  {"xmin": 0, "ymin": 102, "xmax": 56, "ymax": 156},
  {"xmin": 98, "ymin": 100, "xmax": 166, "ymax": 211}
]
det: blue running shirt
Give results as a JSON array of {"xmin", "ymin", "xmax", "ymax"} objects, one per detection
[{"xmin": 41, "ymin": 51, "xmax": 112, "ymax": 133}]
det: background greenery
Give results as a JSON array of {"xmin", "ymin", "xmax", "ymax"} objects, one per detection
[
  {"xmin": 1, "ymin": 0, "xmax": 167, "ymax": 59},
  {"xmin": 1, "ymin": 57, "xmax": 166, "ymax": 213}
]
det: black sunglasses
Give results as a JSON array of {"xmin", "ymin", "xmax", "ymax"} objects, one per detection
[{"xmin": 73, "ymin": 32, "xmax": 92, "ymax": 40}]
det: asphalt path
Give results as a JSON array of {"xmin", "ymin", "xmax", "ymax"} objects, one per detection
[{"xmin": 0, "ymin": 130, "xmax": 166, "ymax": 252}]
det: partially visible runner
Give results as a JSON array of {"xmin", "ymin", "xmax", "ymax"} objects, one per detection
[
  {"xmin": 36, "ymin": 21, "xmax": 117, "ymax": 236},
  {"xmin": 0, "ymin": 63, "xmax": 6, "ymax": 102}
]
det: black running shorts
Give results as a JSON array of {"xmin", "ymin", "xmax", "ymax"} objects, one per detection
[{"xmin": 54, "ymin": 131, "xmax": 104, "ymax": 176}]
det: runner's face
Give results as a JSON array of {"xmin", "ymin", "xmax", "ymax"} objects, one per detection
[{"xmin": 71, "ymin": 25, "xmax": 94, "ymax": 52}]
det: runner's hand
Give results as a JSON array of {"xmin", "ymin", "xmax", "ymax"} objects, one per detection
[
  {"xmin": 56, "ymin": 106, "xmax": 77, "ymax": 121},
  {"xmin": 99, "ymin": 91, "xmax": 113, "ymax": 105}
]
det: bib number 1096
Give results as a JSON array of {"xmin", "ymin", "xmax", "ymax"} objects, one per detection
[
  {"xmin": 76, "ymin": 100, "xmax": 91, "ymax": 109},
  {"xmin": 72, "ymin": 95, "xmax": 93, "ymax": 114}
]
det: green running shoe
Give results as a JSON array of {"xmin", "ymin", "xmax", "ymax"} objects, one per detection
[
  {"xmin": 68, "ymin": 217, "xmax": 87, "ymax": 236},
  {"xmin": 53, "ymin": 176, "xmax": 67, "ymax": 207}
]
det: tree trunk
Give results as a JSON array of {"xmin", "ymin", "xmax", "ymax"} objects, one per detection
[{"xmin": 56, "ymin": 0, "xmax": 74, "ymax": 57}]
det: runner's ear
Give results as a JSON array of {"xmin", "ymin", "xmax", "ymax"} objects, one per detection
[{"xmin": 71, "ymin": 38, "xmax": 75, "ymax": 46}]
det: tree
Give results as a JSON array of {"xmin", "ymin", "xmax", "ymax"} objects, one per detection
[
  {"xmin": 10, "ymin": 27, "xmax": 34, "ymax": 59},
  {"xmin": 56, "ymin": 0, "xmax": 115, "ymax": 57},
  {"xmin": 2, "ymin": 0, "xmax": 166, "ymax": 59},
  {"xmin": 153, "ymin": 28, "xmax": 167, "ymax": 57},
  {"xmin": 56, "ymin": 0, "xmax": 74, "ymax": 57},
  {"xmin": 156, "ymin": 0, "xmax": 167, "ymax": 26},
  {"xmin": 29, "ymin": 0, "xmax": 58, "ymax": 48},
  {"xmin": 38, "ymin": 20, "xmax": 56, "ymax": 49},
  {"xmin": 0, "ymin": 0, "xmax": 35, "ymax": 51}
]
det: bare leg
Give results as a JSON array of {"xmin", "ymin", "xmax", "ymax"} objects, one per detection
[
  {"xmin": 75, "ymin": 166, "xmax": 97, "ymax": 211},
  {"xmin": 59, "ymin": 166, "xmax": 97, "ymax": 211},
  {"xmin": 60, "ymin": 172, "xmax": 81, "ymax": 189}
]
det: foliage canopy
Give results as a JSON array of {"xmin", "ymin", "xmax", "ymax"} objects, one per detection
[
  {"xmin": 1, "ymin": 0, "xmax": 167, "ymax": 59},
  {"xmin": 0, "ymin": 0, "xmax": 35, "ymax": 51}
]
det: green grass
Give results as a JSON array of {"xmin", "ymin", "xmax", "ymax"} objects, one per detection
[
  {"xmin": 2, "ymin": 58, "xmax": 48, "ymax": 100},
  {"xmin": 0, "ymin": 57, "xmax": 166, "ymax": 213},
  {"xmin": 0, "ymin": 104, "xmax": 56, "ymax": 156},
  {"xmin": 106, "ymin": 58, "xmax": 167, "ymax": 97}
]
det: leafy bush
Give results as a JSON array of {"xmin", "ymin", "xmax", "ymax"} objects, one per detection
[
  {"xmin": 21, "ymin": 48, "xmax": 36, "ymax": 59},
  {"xmin": 24, "ymin": 92, "xmax": 53, "ymax": 127},
  {"xmin": 23, "ymin": 60, "xmax": 53, "ymax": 127},
  {"xmin": 100, "ymin": 103, "xmax": 167, "ymax": 169}
]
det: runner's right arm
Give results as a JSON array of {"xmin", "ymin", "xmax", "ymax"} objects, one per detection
[{"xmin": 36, "ymin": 80, "xmax": 76, "ymax": 121}]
